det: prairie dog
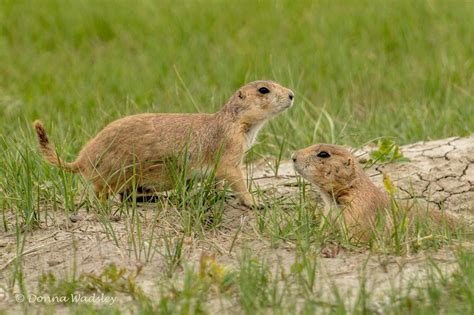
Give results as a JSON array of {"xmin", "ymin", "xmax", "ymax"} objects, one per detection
[
  {"xmin": 292, "ymin": 144, "xmax": 456, "ymax": 240},
  {"xmin": 34, "ymin": 80, "xmax": 294, "ymax": 207}
]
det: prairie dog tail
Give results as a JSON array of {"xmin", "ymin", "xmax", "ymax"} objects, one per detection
[{"xmin": 33, "ymin": 120, "xmax": 81, "ymax": 173}]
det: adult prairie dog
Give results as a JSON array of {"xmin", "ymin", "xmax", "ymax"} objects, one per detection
[
  {"xmin": 292, "ymin": 144, "xmax": 456, "ymax": 241},
  {"xmin": 34, "ymin": 80, "xmax": 294, "ymax": 207}
]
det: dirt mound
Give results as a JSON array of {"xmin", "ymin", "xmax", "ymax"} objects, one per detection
[{"xmin": 1, "ymin": 135, "xmax": 472, "ymax": 312}]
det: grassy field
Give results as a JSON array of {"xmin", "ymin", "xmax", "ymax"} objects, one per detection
[{"xmin": 0, "ymin": 0, "xmax": 473, "ymax": 314}]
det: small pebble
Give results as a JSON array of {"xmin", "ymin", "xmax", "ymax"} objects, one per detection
[
  {"xmin": 47, "ymin": 259, "xmax": 63, "ymax": 267},
  {"xmin": 69, "ymin": 214, "xmax": 81, "ymax": 223},
  {"xmin": 110, "ymin": 215, "xmax": 121, "ymax": 222}
]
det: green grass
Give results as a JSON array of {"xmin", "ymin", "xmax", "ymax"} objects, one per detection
[
  {"xmin": 1, "ymin": 0, "xmax": 473, "ymax": 151},
  {"xmin": 0, "ymin": 0, "xmax": 473, "ymax": 314},
  {"xmin": 11, "ymin": 248, "xmax": 474, "ymax": 314}
]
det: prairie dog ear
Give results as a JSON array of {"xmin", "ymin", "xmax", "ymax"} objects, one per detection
[
  {"xmin": 238, "ymin": 90, "xmax": 245, "ymax": 100},
  {"xmin": 345, "ymin": 157, "xmax": 354, "ymax": 167}
]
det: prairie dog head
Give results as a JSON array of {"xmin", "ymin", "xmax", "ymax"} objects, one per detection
[
  {"xmin": 225, "ymin": 80, "xmax": 294, "ymax": 123},
  {"xmin": 292, "ymin": 144, "xmax": 357, "ymax": 197}
]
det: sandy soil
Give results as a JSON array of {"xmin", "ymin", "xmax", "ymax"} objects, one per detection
[{"xmin": 0, "ymin": 135, "xmax": 472, "ymax": 312}]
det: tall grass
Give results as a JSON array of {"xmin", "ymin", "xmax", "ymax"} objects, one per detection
[{"xmin": 0, "ymin": 0, "xmax": 472, "ymax": 152}]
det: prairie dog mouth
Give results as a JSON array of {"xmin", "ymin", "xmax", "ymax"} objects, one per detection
[
  {"xmin": 281, "ymin": 100, "xmax": 293, "ymax": 110},
  {"xmin": 292, "ymin": 159, "xmax": 303, "ymax": 175}
]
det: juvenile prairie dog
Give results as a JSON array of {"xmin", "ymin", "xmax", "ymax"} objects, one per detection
[
  {"xmin": 34, "ymin": 80, "xmax": 294, "ymax": 207},
  {"xmin": 292, "ymin": 144, "xmax": 455, "ymax": 240}
]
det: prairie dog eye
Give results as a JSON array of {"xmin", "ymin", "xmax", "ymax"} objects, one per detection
[
  {"xmin": 317, "ymin": 151, "xmax": 330, "ymax": 158},
  {"xmin": 258, "ymin": 87, "xmax": 270, "ymax": 94}
]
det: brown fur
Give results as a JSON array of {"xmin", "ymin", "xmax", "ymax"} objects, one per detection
[
  {"xmin": 293, "ymin": 144, "xmax": 456, "ymax": 241},
  {"xmin": 34, "ymin": 80, "xmax": 294, "ymax": 207},
  {"xmin": 34, "ymin": 122, "xmax": 81, "ymax": 173}
]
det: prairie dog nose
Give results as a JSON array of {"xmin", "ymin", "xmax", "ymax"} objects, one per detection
[{"xmin": 288, "ymin": 90, "xmax": 294, "ymax": 100}]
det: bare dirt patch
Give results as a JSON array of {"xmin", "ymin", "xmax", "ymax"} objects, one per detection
[{"xmin": 0, "ymin": 135, "xmax": 473, "ymax": 312}]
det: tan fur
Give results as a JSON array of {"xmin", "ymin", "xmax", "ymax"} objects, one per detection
[
  {"xmin": 293, "ymin": 144, "xmax": 456, "ymax": 241},
  {"xmin": 34, "ymin": 80, "xmax": 294, "ymax": 207},
  {"xmin": 34, "ymin": 122, "xmax": 81, "ymax": 173}
]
